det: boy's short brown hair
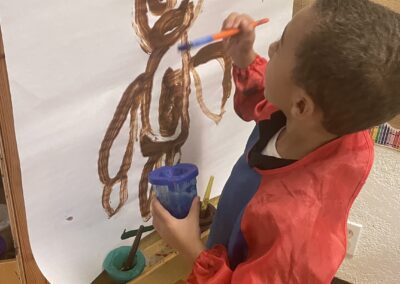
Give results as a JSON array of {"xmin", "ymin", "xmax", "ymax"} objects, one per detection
[{"xmin": 293, "ymin": 0, "xmax": 400, "ymax": 135}]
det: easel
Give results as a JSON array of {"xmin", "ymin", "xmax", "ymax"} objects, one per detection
[{"xmin": 0, "ymin": 28, "xmax": 48, "ymax": 282}]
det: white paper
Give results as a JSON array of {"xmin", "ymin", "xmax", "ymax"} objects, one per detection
[{"xmin": 0, "ymin": 0, "xmax": 293, "ymax": 283}]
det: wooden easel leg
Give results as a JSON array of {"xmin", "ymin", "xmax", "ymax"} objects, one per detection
[{"xmin": 0, "ymin": 26, "xmax": 48, "ymax": 284}]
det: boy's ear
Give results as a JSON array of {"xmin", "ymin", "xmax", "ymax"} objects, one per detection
[{"xmin": 290, "ymin": 89, "xmax": 315, "ymax": 119}]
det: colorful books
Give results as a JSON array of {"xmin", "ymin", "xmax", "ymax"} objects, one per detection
[{"xmin": 369, "ymin": 123, "xmax": 400, "ymax": 151}]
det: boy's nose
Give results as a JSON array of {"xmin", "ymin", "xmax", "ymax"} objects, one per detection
[{"xmin": 268, "ymin": 41, "xmax": 278, "ymax": 58}]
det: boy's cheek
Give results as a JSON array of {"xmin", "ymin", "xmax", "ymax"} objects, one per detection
[
  {"xmin": 264, "ymin": 78, "xmax": 284, "ymax": 109},
  {"xmin": 265, "ymin": 61, "xmax": 290, "ymax": 107},
  {"xmin": 264, "ymin": 84, "xmax": 271, "ymax": 100},
  {"xmin": 264, "ymin": 68, "xmax": 274, "ymax": 100}
]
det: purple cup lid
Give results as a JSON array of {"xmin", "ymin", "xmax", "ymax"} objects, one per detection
[
  {"xmin": 148, "ymin": 163, "xmax": 198, "ymax": 186},
  {"xmin": 0, "ymin": 236, "xmax": 6, "ymax": 255}
]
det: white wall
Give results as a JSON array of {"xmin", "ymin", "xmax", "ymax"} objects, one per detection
[{"xmin": 337, "ymin": 146, "xmax": 400, "ymax": 284}]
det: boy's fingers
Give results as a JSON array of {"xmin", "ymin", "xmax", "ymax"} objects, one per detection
[
  {"xmin": 232, "ymin": 14, "xmax": 248, "ymax": 29},
  {"xmin": 188, "ymin": 196, "xmax": 201, "ymax": 220},
  {"xmin": 151, "ymin": 199, "xmax": 159, "ymax": 229},
  {"xmin": 240, "ymin": 18, "xmax": 254, "ymax": 33},
  {"xmin": 152, "ymin": 215, "xmax": 159, "ymax": 229},
  {"xmin": 232, "ymin": 16, "xmax": 242, "ymax": 29},
  {"xmin": 223, "ymin": 37, "xmax": 231, "ymax": 50},
  {"xmin": 151, "ymin": 198, "xmax": 171, "ymax": 223},
  {"xmin": 223, "ymin": 12, "xmax": 238, "ymax": 29}
]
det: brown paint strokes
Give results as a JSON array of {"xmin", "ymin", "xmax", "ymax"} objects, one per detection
[{"xmin": 98, "ymin": 0, "xmax": 232, "ymax": 220}]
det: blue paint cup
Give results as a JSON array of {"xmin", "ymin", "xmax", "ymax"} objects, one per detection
[{"xmin": 149, "ymin": 163, "xmax": 198, "ymax": 219}]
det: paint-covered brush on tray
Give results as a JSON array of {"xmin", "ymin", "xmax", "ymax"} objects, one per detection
[
  {"xmin": 199, "ymin": 176, "xmax": 217, "ymax": 232},
  {"xmin": 178, "ymin": 18, "xmax": 269, "ymax": 51}
]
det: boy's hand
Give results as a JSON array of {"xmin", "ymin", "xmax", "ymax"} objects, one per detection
[
  {"xmin": 222, "ymin": 13, "xmax": 257, "ymax": 68},
  {"xmin": 151, "ymin": 196, "xmax": 205, "ymax": 263}
]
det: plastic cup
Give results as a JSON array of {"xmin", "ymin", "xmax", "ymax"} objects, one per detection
[
  {"xmin": 103, "ymin": 246, "xmax": 146, "ymax": 283},
  {"xmin": 148, "ymin": 163, "xmax": 198, "ymax": 219}
]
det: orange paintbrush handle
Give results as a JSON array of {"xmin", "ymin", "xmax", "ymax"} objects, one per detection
[
  {"xmin": 178, "ymin": 18, "xmax": 269, "ymax": 51},
  {"xmin": 213, "ymin": 18, "xmax": 269, "ymax": 41}
]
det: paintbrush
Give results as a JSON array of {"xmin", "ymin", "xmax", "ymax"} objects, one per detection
[
  {"xmin": 121, "ymin": 225, "xmax": 154, "ymax": 240},
  {"xmin": 121, "ymin": 225, "xmax": 144, "ymax": 271},
  {"xmin": 200, "ymin": 176, "xmax": 214, "ymax": 218},
  {"xmin": 178, "ymin": 18, "xmax": 269, "ymax": 52}
]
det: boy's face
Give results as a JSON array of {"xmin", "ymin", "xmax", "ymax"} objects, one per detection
[{"xmin": 265, "ymin": 6, "xmax": 316, "ymax": 117}]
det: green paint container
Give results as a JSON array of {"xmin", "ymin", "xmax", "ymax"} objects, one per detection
[{"xmin": 103, "ymin": 246, "xmax": 146, "ymax": 283}]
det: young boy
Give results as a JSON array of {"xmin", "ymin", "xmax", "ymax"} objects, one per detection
[{"xmin": 152, "ymin": 0, "xmax": 400, "ymax": 283}]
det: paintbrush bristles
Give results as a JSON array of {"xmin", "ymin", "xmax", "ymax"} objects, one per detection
[{"xmin": 178, "ymin": 35, "xmax": 214, "ymax": 52}]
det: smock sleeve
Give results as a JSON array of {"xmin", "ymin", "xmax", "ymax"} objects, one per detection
[{"xmin": 233, "ymin": 55, "xmax": 277, "ymax": 122}]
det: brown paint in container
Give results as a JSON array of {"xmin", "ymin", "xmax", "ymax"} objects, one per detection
[{"xmin": 199, "ymin": 203, "xmax": 216, "ymax": 233}]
